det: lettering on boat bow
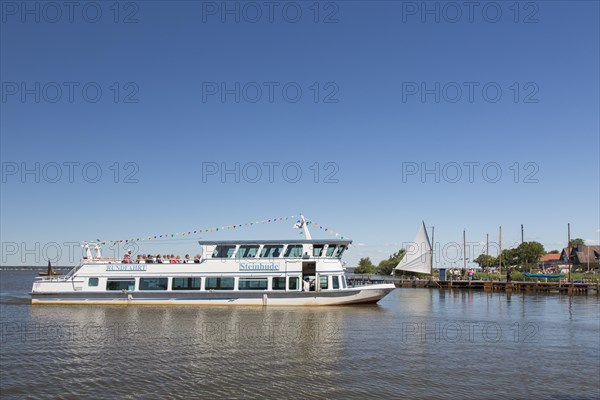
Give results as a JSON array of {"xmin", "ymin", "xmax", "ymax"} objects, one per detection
[
  {"xmin": 106, "ymin": 265, "xmax": 147, "ymax": 271},
  {"xmin": 239, "ymin": 263, "xmax": 279, "ymax": 271}
]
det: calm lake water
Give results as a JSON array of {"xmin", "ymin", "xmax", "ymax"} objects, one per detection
[{"xmin": 1, "ymin": 270, "xmax": 599, "ymax": 399}]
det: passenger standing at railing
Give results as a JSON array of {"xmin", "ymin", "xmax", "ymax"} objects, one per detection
[
  {"xmin": 156, "ymin": 255, "xmax": 163, "ymax": 263},
  {"xmin": 303, "ymin": 277, "xmax": 310, "ymax": 292},
  {"xmin": 193, "ymin": 255, "xmax": 201, "ymax": 263},
  {"xmin": 184, "ymin": 254, "xmax": 191, "ymax": 263},
  {"xmin": 170, "ymin": 254, "xmax": 177, "ymax": 263},
  {"xmin": 122, "ymin": 253, "xmax": 131, "ymax": 264}
]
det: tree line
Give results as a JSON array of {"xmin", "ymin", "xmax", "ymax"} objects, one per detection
[
  {"xmin": 353, "ymin": 238, "xmax": 587, "ymax": 274},
  {"xmin": 353, "ymin": 249, "xmax": 406, "ymax": 275},
  {"xmin": 473, "ymin": 238, "xmax": 585, "ymax": 272}
]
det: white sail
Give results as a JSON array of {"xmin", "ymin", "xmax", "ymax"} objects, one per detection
[{"xmin": 395, "ymin": 221, "xmax": 432, "ymax": 274}]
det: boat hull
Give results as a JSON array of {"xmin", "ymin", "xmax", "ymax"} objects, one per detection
[{"xmin": 31, "ymin": 284, "xmax": 395, "ymax": 306}]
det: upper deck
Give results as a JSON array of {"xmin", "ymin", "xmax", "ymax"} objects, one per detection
[{"xmin": 199, "ymin": 240, "xmax": 352, "ymax": 260}]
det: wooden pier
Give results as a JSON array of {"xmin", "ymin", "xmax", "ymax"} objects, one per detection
[{"xmin": 347, "ymin": 276, "xmax": 600, "ymax": 295}]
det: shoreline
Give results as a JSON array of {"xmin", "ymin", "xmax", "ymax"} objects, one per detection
[{"xmin": 349, "ymin": 276, "xmax": 600, "ymax": 295}]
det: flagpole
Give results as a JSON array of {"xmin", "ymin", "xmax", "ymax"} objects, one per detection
[
  {"xmin": 568, "ymin": 223, "xmax": 571, "ymax": 282},
  {"xmin": 486, "ymin": 233, "xmax": 489, "ymax": 272},
  {"xmin": 430, "ymin": 226, "xmax": 435, "ymax": 273},
  {"xmin": 499, "ymin": 226, "xmax": 502, "ymax": 279},
  {"xmin": 463, "ymin": 229, "xmax": 467, "ymax": 279}
]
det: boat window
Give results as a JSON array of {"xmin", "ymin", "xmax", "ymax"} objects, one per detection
[
  {"xmin": 239, "ymin": 278, "xmax": 268, "ymax": 290},
  {"xmin": 212, "ymin": 245, "xmax": 236, "ymax": 258},
  {"xmin": 312, "ymin": 245, "xmax": 324, "ymax": 257},
  {"xmin": 341, "ymin": 276, "xmax": 347, "ymax": 289},
  {"xmin": 237, "ymin": 245, "xmax": 259, "ymax": 258},
  {"xmin": 260, "ymin": 245, "xmax": 283, "ymax": 258},
  {"xmin": 88, "ymin": 277, "xmax": 99, "ymax": 287},
  {"xmin": 320, "ymin": 276, "xmax": 329, "ymax": 290},
  {"xmin": 334, "ymin": 245, "xmax": 346, "ymax": 257},
  {"xmin": 332, "ymin": 276, "xmax": 340, "ymax": 289},
  {"xmin": 173, "ymin": 277, "xmax": 201, "ymax": 290},
  {"xmin": 326, "ymin": 245, "xmax": 337, "ymax": 257},
  {"xmin": 206, "ymin": 277, "xmax": 234, "ymax": 290},
  {"xmin": 139, "ymin": 278, "xmax": 168, "ymax": 290},
  {"xmin": 272, "ymin": 277, "xmax": 286, "ymax": 290},
  {"xmin": 289, "ymin": 277, "xmax": 299, "ymax": 290},
  {"xmin": 106, "ymin": 279, "xmax": 135, "ymax": 291},
  {"xmin": 284, "ymin": 245, "xmax": 303, "ymax": 258}
]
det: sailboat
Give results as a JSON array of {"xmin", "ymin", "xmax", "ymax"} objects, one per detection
[{"xmin": 394, "ymin": 221, "xmax": 432, "ymax": 275}]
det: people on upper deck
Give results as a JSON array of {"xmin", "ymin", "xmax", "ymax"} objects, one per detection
[{"xmin": 128, "ymin": 252, "xmax": 205, "ymax": 264}]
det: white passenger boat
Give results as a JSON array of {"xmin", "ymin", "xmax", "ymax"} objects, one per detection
[{"xmin": 30, "ymin": 217, "xmax": 395, "ymax": 306}]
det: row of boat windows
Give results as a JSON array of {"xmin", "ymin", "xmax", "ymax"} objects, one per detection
[
  {"xmin": 212, "ymin": 244, "xmax": 346, "ymax": 259},
  {"xmin": 89, "ymin": 276, "xmax": 347, "ymax": 291}
]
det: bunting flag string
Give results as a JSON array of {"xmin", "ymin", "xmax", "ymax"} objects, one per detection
[
  {"xmin": 302, "ymin": 220, "xmax": 347, "ymax": 240},
  {"xmin": 87, "ymin": 215, "xmax": 351, "ymax": 245},
  {"xmin": 90, "ymin": 215, "xmax": 297, "ymax": 245}
]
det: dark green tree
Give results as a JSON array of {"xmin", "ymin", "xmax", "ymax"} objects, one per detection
[
  {"xmin": 377, "ymin": 249, "xmax": 406, "ymax": 275},
  {"xmin": 354, "ymin": 257, "xmax": 377, "ymax": 274},
  {"xmin": 495, "ymin": 242, "xmax": 545, "ymax": 271},
  {"xmin": 496, "ymin": 248, "xmax": 520, "ymax": 269},
  {"xmin": 569, "ymin": 238, "xmax": 585, "ymax": 248},
  {"xmin": 474, "ymin": 254, "xmax": 496, "ymax": 270}
]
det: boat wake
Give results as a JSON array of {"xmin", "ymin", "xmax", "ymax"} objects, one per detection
[{"xmin": 0, "ymin": 295, "xmax": 31, "ymax": 305}]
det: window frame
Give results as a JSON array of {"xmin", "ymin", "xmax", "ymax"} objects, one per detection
[
  {"xmin": 288, "ymin": 276, "xmax": 300, "ymax": 291},
  {"xmin": 238, "ymin": 277, "xmax": 268, "ymax": 290},
  {"xmin": 312, "ymin": 245, "xmax": 324, "ymax": 257},
  {"xmin": 205, "ymin": 277, "xmax": 235, "ymax": 290},
  {"xmin": 326, "ymin": 245, "xmax": 337, "ymax": 257},
  {"xmin": 139, "ymin": 277, "xmax": 169, "ymax": 291},
  {"xmin": 260, "ymin": 245, "xmax": 283, "ymax": 258},
  {"xmin": 106, "ymin": 278, "xmax": 135, "ymax": 291},
  {"xmin": 334, "ymin": 245, "xmax": 346, "ymax": 257},
  {"xmin": 284, "ymin": 245, "xmax": 303, "ymax": 258},
  {"xmin": 212, "ymin": 245, "xmax": 237, "ymax": 258},
  {"xmin": 332, "ymin": 276, "xmax": 340, "ymax": 289},
  {"xmin": 172, "ymin": 277, "xmax": 202, "ymax": 290},
  {"xmin": 237, "ymin": 245, "xmax": 259, "ymax": 259},
  {"xmin": 320, "ymin": 276, "xmax": 329, "ymax": 290},
  {"xmin": 272, "ymin": 277, "xmax": 286, "ymax": 290}
]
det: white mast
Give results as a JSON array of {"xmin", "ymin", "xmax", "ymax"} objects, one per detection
[{"xmin": 299, "ymin": 214, "xmax": 312, "ymax": 240}]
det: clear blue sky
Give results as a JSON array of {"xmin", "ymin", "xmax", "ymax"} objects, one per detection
[{"xmin": 1, "ymin": 1, "xmax": 599, "ymax": 267}]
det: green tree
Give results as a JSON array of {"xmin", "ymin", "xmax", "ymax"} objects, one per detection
[
  {"xmin": 474, "ymin": 254, "xmax": 496, "ymax": 270},
  {"xmin": 548, "ymin": 249, "xmax": 559, "ymax": 254},
  {"xmin": 354, "ymin": 257, "xmax": 376, "ymax": 274},
  {"xmin": 569, "ymin": 238, "xmax": 585, "ymax": 248},
  {"xmin": 515, "ymin": 241, "xmax": 546, "ymax": 271},
  {"xmin": 377, "ymin": 249, "xmax": 406, "ymax": 275},
  {"xmin": 496, "ymin": 248, "xmax": 519, "ymax": 269}
]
